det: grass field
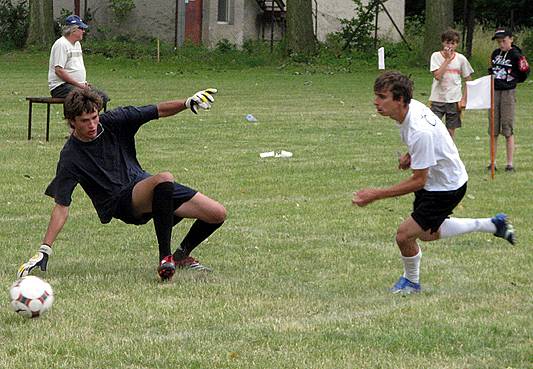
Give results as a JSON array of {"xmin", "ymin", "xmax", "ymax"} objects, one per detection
[{"xmin": 0, "ymin": 51, "xmax": 531, "ymax": 369}]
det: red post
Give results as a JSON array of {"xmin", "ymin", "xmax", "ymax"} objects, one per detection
[{"xmin": 490, "ymin": 76, "xmax": 495, "ymax": 179}]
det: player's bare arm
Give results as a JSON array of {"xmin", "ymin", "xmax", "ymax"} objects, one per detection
[
  {"xmin": 157, "ymin": 100, "xmax": 187, "ymax": 117},
  {"xmin": 42, "ymin": 204, "xmax": 70, "ymax": 247},
  {"xmin": 16, "ymin": 203, "xmax": 68, "ymax": 278},
  {"xmin": 353, "ymin": 168, "xmax": 428, "ymax": 207}
]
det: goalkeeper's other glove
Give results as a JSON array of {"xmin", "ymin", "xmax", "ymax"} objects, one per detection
[
  {"xmin": 17, "ymin": 244, "xmax": 52, "ymax": 278},
  {"xmin": 185, "ymin": 88, "xmax": 217, "ymax": 114}
]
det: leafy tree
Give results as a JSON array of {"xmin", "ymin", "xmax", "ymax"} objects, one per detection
[{"xmin": 407, "ymin": 0, "xmax": 533, "ymax": 28}]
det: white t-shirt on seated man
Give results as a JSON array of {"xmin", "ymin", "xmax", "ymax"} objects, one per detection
[
  {"xmin": 48, "ymin": 35, "xmax": 86, "ymax": 91},
  {"xmin": 48, "ymin": 15, "xmax": 88, "ymax": 94}
]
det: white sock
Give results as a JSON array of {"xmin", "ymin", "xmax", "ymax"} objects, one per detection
[
  {"xmin": 402, "ymin": 250, "xmax": 421, "ymax": 284},
  {"xmin": 439, "ymin": 218, "xmax": 496, "ymax": 238}
]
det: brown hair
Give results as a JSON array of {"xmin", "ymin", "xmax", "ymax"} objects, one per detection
[
  {"xmin": 64, "ymin": 88, "xmax": 102, "ymax": 126},
  {"xmin": 374, "ymin": 71, "xmax": 413, "ymax": 105},
  {"xmin": 441, "ymin": 29, "xmax": 460, "ymax": 42}
]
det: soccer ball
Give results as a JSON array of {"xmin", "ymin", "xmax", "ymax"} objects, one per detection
[{"xmin": 9, "ymin": 276, "xmax": 54, "ymax": 318}]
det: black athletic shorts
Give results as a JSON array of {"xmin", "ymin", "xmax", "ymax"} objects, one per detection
[
  {"xmin": 411, "ymin": 182, "xmax": 467, "ymax": 233},
  {"xmin": 113, "ymin": 181, "xmax": 197, "ymax": 225}
]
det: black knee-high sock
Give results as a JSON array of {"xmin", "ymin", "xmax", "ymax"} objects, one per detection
[
  {"xmin": 173, "ymin": 220, "xmax": 224, "ymax": 260},
  {"xmin": 152, "ymin": 182, "xmax": 175, "ymax": 261}
]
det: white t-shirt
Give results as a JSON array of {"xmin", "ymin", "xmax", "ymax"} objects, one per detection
[
  {"xmin": 429, "ymin": 51, "xmax": 473, "ymax": 103},
  {"xmin": 398, "ymin": 99, "xmax": 468, "ymax": 191},
  {"xmin": 48, "ymin": 36, "xmax": 86, "ymax": 91}
]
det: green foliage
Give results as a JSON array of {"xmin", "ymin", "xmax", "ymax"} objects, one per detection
[
  {"xmin": 53, "ymin": 8, "xmax": 73, "ymax": 37},
  {"xmin": 336, "ymin": 0, "xmax": 375, "ymax": 52},
  {"xmin": 407, "ymin": 0, "xmax": 533, "ymax": 28},
  {"xmin": 215, "ymin": 38, "xmax": 237, "ymax": 53},
  {"xmin": 81, "ymin": 36, "xmax": 283, "ymax": 69},
  {"xmin": 83, "ymin": 35, "xmax": 167, "ymax": 59},
  {"xmin": 521, "ymin": 30, "xmax": 533, "ymax": 58},
  {"xmin": 0, "ymin": 0, "xmax": 29, "ymax": 50},
  {"xmin": 474, "ymin": 0, "xmax": 533, "ymax": 27},
  {"xmin": 109, "ymin": 0, "xmax": 135, "ymax": 23}
]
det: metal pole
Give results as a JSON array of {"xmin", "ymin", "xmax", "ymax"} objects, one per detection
[
  {"xmin": 177, "ymin": 0, "xmax": 186, "ymax": 47},
  {"xmin": 374, "ymin": 0, "xmax": 379, "ymax": 48},
  {"xmin": 270, "ymin": 1, "xmax": 274, "ymax": 52},
  {"xmin": 175, "ymin": 0, "xmax": 179, "ymax": 48},
  {"xmin": 490, "ymin": 76, "xmax": 495, "ymax": 179}
]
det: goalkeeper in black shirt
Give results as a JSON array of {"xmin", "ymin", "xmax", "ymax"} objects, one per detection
[{"xmin": 18, "ymin": 88, "xmax": 226, "ymax": 281}]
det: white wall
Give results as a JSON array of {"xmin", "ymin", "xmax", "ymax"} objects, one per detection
[
  {"xmin": 54, "ymin": 0, "xmax": 176, "ymax": 43},
  {"xmin": 311, "ymin": 0, "xmax": 405, "ymax": 42},
  {"xmin": 52, "ymin": 0, "xmax": 405, "ymax": 47}
]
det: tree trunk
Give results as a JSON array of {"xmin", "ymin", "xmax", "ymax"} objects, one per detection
[
  {"xmin": 465, "ymin": 0, "xmax": 475, "ymax": 60},
  {"xmin": 26, "ymin": 0, "xmax": 55, "ymax": 48},
  {"xmin": 286, "ymin": 0, "xmax": 316, "ymax": 56},
  {"xmin": 423, "ymin": 0, "xmax": 454, "ymax": 62}
]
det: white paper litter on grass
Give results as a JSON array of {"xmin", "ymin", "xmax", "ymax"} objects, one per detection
[{"xmin": 260, "ymin": 150, "xmax": 293, "ymax": 158}]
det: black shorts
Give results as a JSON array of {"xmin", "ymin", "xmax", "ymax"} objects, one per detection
[
  {"xmin": 113, "ymin": 181, "xmax": 197, "ymax": 225},
  {"xmin": 411, "ymin": 182, "xmax": 467, "ymax": 233}
]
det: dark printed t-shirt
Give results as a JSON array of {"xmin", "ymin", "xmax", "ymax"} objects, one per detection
[
  {"xmin": 45, "ymin": 105, "xmax": 159, "ymax": 223},
  {"xmin": 490, "ymin": 47, "xmax": 522, "ymax": 90}
]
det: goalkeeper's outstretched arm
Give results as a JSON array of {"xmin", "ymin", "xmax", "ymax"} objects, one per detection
[
  {"xmin": 17, "ymin": 204, "xmax": 69, "ymax": 278},
  {"xmin": 157, "ymin": 88, "xmax": 218, "ymax": 117}
]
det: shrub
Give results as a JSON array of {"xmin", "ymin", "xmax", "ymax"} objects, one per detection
[
  {"xmin": 0, "ymin": 0, "xmax": 29, "ymax": 50},
  {"xmin": 215, "ymin": 39, "xmax": 237, "ymax": 53},
  {"xmin": 335, "ymin": 0, "xmax": 375, "ymax": 52}
]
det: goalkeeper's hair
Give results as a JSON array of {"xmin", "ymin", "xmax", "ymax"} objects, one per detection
[
  {"xmin": 64, "ymin": 88, "xmax": 102, "ymax": 127},
  {"xmin": 374, "ymin": 71, "xmax": 413, "ymax": 106}
]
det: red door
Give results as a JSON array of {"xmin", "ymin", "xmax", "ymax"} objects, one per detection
[{"xmin": 185, "ymin": 0, "xmax": 202, "ymax": 44}]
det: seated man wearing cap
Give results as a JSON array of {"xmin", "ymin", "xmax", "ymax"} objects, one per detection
[{"xmin": 48, "ymin": 15, "xmax": 109, "ymax": 109}]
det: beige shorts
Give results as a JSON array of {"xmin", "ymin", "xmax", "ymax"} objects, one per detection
[
  {"xmin": 489, "ymin": 89, "xmax": 516, "ymax": 137},
  {"xmin": 430, "ymin": 102, "xmax": 462, "ymax": 129}
]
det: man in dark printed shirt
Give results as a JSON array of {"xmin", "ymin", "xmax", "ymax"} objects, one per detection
[
  {"xmin": 18, "ymin": 88, "xmax": 225, "ymax": 281},
  {"xmin": 488, "ymin": 28, "xmax": 526, "ymax": 172}
]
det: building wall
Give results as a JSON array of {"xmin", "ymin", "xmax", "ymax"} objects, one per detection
[
  {"xmin": 204, "ymin": 0, "xmax": 262, "ymax": 48},
  {"xmin": 52, "ymin": 0, "xmax": 404, "ymax": 47},
  {"xmin": 53, "ymin": 0, "xmax": 176, "ymax": 43},
  {"xmin": 312, "ymin": 0, "xmax": 405, "ymax": 42}
]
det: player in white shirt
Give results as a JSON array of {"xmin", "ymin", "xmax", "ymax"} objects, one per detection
[
  {"xmin": 48, "ymin": 15, "xmax": 109, "ymax": 108},
  {"xmin": 429, "ymin": 29, "xmax": 474, "ymax": 139},
  {"xmin": 353, "ymin": 72, "xmax": 515, "ymax": 294}
]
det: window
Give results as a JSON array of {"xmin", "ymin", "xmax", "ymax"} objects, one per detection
[{"xmin": 217, "ymin": 0, "xmax": 231, "ymax": 23}]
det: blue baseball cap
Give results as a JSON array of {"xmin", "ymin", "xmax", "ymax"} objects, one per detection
[{"xmin": 65, "ymin": 15, "xmax": 88, "ymax": 29}]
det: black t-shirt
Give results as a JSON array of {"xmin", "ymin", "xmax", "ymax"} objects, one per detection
[
  {"xmin": 45, "ymin": 105, "xmax": 159, "ymax": 223},
  {"xmin": 489, "ymin": 46, "xmax": 522, "ymax": 90}
]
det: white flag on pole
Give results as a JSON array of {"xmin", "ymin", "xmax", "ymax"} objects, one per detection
[
  {"xmin": 378, "ymin": 47, "xmax": 385, "ymax": 70},
  {"xmin": 465, "ymin": 75, "xmax": 492, "ymax": 110}
]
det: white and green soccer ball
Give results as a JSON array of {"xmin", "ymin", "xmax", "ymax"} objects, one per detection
[{"xmin": 9, "ymin": 276, "xmax": 54, "ymax": 318}]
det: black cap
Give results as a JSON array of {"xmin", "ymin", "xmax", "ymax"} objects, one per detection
[{"xmin": 492, "ymin": 28, "xmax": 512, "ymax": 40}]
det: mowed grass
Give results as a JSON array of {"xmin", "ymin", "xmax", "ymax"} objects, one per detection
[{"xmin": 0, "ymin": 51, "xmax": 531, "ymax": 369}]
